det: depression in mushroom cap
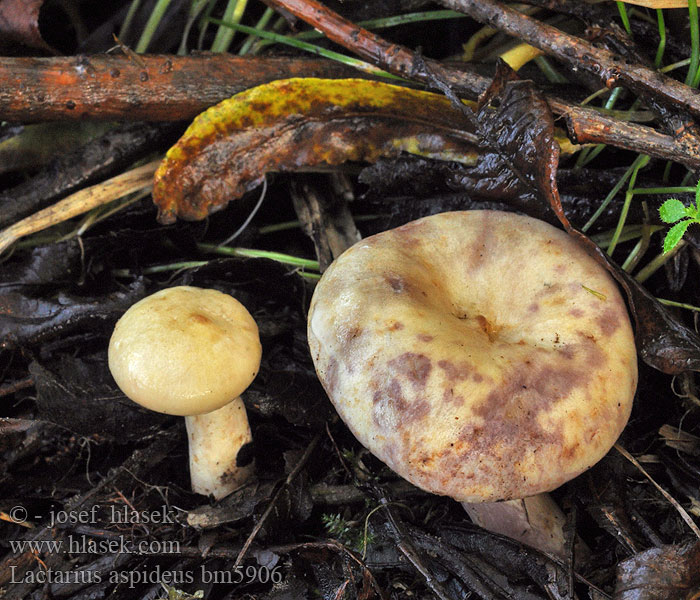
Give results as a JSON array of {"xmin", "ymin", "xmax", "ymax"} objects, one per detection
[{"xmin": 308, "ymin": 210, "xmax": 637, "ymax": 503}]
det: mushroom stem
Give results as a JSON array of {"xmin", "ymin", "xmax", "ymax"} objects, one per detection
[
  {"xmin": 185, "ymin": 397, "xmax": 253, "ymax": 499},
  {"xmin": 462, "ymin": 493, "xmax": 573, "ymax": 561}
]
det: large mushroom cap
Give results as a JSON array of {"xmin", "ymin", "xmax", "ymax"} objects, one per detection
[
  {"xmin": 109, "ymin": 286, "xmax": 261, "ymax": 416},
  {"xmin": 308, "ymin": 211, "xmax": 637, "ymax": 503}
]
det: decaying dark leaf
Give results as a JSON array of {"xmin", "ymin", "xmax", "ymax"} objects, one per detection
[
  {"xmin": 30, "ymin": 355, "xmax": 167, "ymax": 441},
  {"xmin": 0, "ymin": 281, "xmax": 147, "ymax": 349},
  {"xmin": 188, "ymin": 452, "xmax": 313, "ymax": 531},
  {"xmin": 578, "ymin": 456, "xmax": 643, "ymax": 554},
  {"xmin": 474, "ymin": 60, "xmax": 566, "ymax": 227},
  {"xmin": 270, "ymin": 449, "xmax": 314, "ymax": 523},
  {"xmin": 175, "ymin": 256, "xmax": 307, "ymax": 309},
  {"xmin": 0, "ymin": 0, "xmax": 55, "ymax": 53},
  {"xmin": 247, "ymin": 364, "xmax": 334, "ymax": 429},
  {"xmin": 360, "ymin": 158, "xmax": 676, "ymax": 232},
  {"xmin": 0, "ymin": 239, "xmax": 83, "ymax": 289},
  {"xmin": 0, "ymin": 122, "xmax": 112, "ymax": 176},
  {"xmin": 187, "ymin": 481, "xmax": 278, "ymax": 528},
  {"xmin": 0, "ymin": 122, "xmax": 179, "ymax": 229},
  {"xmin": 438, "ymin": 524, "xmax": 571, "ymax": 599},
  {"xmin": 0, "ymin": 279, "xmax": 146, "ymax": 349},
  {"xmin": 152, "ymin": 77, "xmax": 484, "ymax": 223},
  {"xmin": 615, "ymin": 541, "xmax": 700, "ymax": 599},
  {"xmin": 262, "ymin": 577, "xmax": 310, "ymax": 600}
]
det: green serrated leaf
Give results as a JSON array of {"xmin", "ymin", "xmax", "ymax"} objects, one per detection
[
  {"xmin": 663, "ymin": 219, "xmax": 692, "ymax": 253},
  {"xmin": 659, "ymin": 198, "xmax": 688, "ymax": 223}
]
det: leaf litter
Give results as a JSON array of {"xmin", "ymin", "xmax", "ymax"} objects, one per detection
[{"xmin": 3, "ymin": 20, "xmax": 700, "ymax": 599}]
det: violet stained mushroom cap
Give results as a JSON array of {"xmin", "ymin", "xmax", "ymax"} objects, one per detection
[{"xmin": 307, "ymin": 211, "xmax": 638, "ymax": 503}]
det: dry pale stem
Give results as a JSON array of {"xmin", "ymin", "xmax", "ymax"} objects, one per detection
[
  {"xmin": 462, "ymin": 493, "xmax": 577, "ymax": 561},
  {"xmin": 185, "ymin": 397, "xmax": 254, "ymax": 500},
  {"xmin": 0, "ymin": 160, "xmax": 159, "ymax": 254}
]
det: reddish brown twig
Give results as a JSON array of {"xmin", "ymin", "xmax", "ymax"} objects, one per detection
[
  {"xmin": 556, "ymin": 103, "xmax": 700, "ymax": 168},
  {"xmin": 438, "ymin": 0, "xmax": 700, "ymax": 120},
  {"xmin": 0, "ymin": 378, "xmax": 33, "ymax": 397},
  {"xmin": 3, "ymin": 47, "xmax": 700, "ymax": 168},
  {"xmin": 1, "ymin": 54, "xmax": 362, "ymax": 122},
  {"xmin": 262, "ymin": 0, "xmax": 489, "ymax": 97},
  {"xmin": 262, "ymin": 0, "xmax": 700, "ymax": 169}
]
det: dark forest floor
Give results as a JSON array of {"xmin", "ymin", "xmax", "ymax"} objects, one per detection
[{"xmin": 2, "ymin": 1, "xmax": 700, "ymax": 599}]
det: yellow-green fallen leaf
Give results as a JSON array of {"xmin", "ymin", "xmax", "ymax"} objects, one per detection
[
  {"xmin": 153, "ymin": 77, "xmax": 576, "ymax": 223},
  {"xmin": 153, "ymin": 78, "xmax": 485, "ymax": 223}
]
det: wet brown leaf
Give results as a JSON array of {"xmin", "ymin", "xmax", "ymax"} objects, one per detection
[
  {"xmin": 475, "ymin": 60, "xmax": 566, "ymax": 227},
  {"xmin": 30, "ymin": 356, "xmax": 167, "ymax": 441},
  {"xmin": 152, "ymin": 78, "xmax": 480, "ymax": 223},
  {"xmin": 0, "ymin": 0, "xmax": 55, "ymax": 53},
  {"xmin": 0, "ymin": 239, "xmax": 83, "ymax": 288},
  {"xmin": 0, "ymin": 280, "xmax": 146, "ymax": 349},
  {"xmin": 615, "ymin": 541, "xmax": 700, "ymax": 599}
]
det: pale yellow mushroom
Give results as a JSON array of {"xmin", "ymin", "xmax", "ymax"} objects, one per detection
[
  {"xmin": 308, "ymin": 210, "xmax": 638, "ymax": 559},
  {"xmin": 109, "ymin": 286, "xmax": 261, "ymax": 500}
]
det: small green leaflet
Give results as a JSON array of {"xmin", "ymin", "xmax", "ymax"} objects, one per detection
[
  {"xmin": 663, "ymin": 220, "xmax": 692, "ymax": 254},
  {"xmin": 658, "ymin": 180, "xmax": 700, "ymax": 253},
  {"xmin": 659, "ymin": 198, "xmax": 690, "ymax": 223}
]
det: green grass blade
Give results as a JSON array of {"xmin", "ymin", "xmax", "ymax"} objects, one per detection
[
  {"xmin": 252, "ymin": 10, "xmax": 465, "ymax": 53},
  {"xmin": 135, "ymin": 0, "xmax": 172, "ymax": 53},
  {"xmin": 575, "ymin": 87, "xmax": 623, "ymax": 168},
  {"xmin": 238, "ymin": 7, "xmax": 274, "ymax": 55},
  {"xmin": 583, "ymin": 154, "xmax": 641, "ymax": 232},
  {"xmin": 211, "ymin": 0, "xmax": 250, "ymax": 53},
  {"xmin": 290, "ymin": 10, "xmax": 464, "ymax": 42},
  {"xmin": 178, "ymin": 0, "xmax": 210, "ymax": 55},
  {"xmin": 119, "ymin": 0, "xmax": 142, "ymax": 41},
  {"xmin": 607, "ymin": 154, "xmax": 650, "ymax": 256},
  {"xmin": 198, "ymin": 243, "xmax": 320, "ymax": 270},
  {"xmin": 654, "ymin": 9, "xmax": 666, "ymax": 68},
  {"xmin": 208, "ymin": 18, "xmax": 404, "ymax": 80},
  {"xmin": 657, "ymin": 298, "xmax": 700, "ymax": 312},
  {"xmin": 629, "ymin": 186, "xmax": 696, "ymax": 195},
  {"xmin": 688, "ymin": 0, "xmax": 700, "ymax": 86},
  {"xmin": 616, "ymin": 2, "xmax": 632, "ymax": 35}
]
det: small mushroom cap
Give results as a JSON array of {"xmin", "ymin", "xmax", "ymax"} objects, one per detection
[
  {"xmin": 109, "ymin": 286, "xmax": 261, "ymax": 416},
  {"xmin": 308, "ymin": 211, "xmax": 637, "ymax": 503}
]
